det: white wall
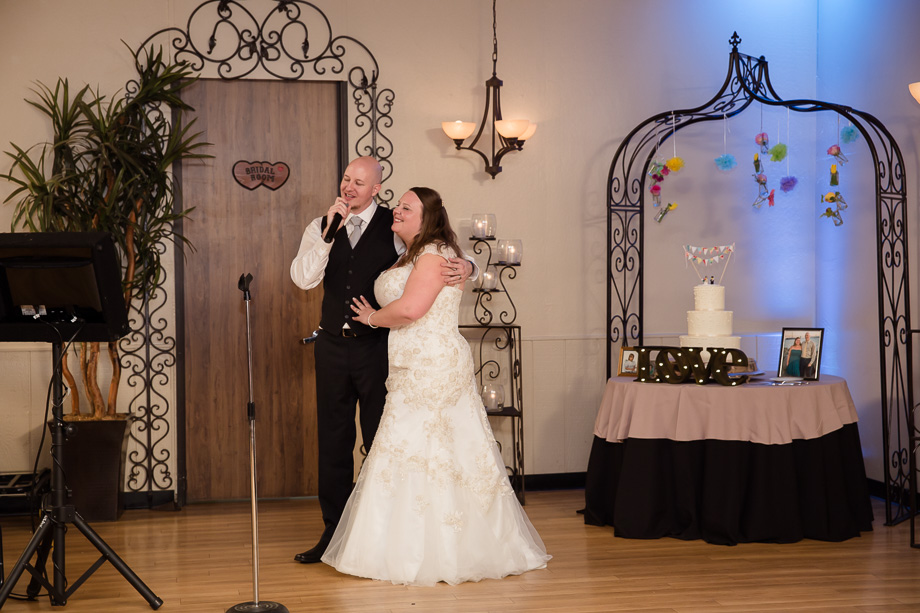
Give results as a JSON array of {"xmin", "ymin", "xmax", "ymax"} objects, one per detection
[{"xmin": 2, "ymin": 0, "xmax": 920, "ymax": 487}]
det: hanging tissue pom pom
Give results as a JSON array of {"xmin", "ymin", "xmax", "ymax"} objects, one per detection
[
  {"xmin": 769, "ymin": 143, "xmax": 787, "ymax": 162},
  {"xmin": 714, "ymin": 154, "xmax": 737, "ymax": 171},
  {"xmin": 780, "ymin": 176, "xmax": 798, "ymax": 193},
  {"xmin": 666, "ymin": 156, "xmax": 684, "ymax": 172},
  {"xmin": 840, "ymin": 126, "xmax": 859, "ymax": 144}
]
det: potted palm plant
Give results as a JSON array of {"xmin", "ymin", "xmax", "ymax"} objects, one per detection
[{"xmin": 1, "ymin": 45, "xmax": 209, "ymax": 520}]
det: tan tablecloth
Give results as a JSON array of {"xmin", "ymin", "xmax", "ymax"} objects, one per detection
[{"xmin": 593, "ymin": 375, "xmax": 858, "ymax": 445}]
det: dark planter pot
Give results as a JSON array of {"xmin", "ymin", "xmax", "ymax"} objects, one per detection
[{"xmin": 53, "ymin": 417, "xmax": 133, "ymax": 522}]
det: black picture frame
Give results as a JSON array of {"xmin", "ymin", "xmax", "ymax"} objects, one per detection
[{"xmin": 777, "ymin": 327, "xmax": 824, "ymax": 381}]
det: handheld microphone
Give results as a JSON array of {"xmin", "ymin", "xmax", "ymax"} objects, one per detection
[{"xmin": 323, "ymin": 213, "xmax": 344, "ymax": 243}]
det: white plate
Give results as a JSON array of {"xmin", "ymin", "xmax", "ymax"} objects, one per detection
[{"xmin": 769, "ymin": 376, "xmax": 804, "ymax": 383}]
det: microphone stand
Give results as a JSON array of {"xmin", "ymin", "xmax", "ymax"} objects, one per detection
[{"xmin": 226, "ymin": 274, "xmax": 289, "ymax": 613}]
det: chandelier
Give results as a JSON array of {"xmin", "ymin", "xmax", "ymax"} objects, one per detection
[{"xmin": 441, "ymin": 0, "xmax": 535, "ymax": 179}]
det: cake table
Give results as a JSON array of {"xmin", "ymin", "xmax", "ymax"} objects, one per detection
[{"xmin": 583, "ymin": 375, "xmax": 873, "ymax": 545}]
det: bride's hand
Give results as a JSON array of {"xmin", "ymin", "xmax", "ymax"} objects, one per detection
[{"xmin": 350, "ymin": 295, "xmax": 376, "ymax": 326}]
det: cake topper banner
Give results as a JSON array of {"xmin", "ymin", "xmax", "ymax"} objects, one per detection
[
  {"xmin": 684, "ymin": 243, "xmax": 735, "ymax": 284},
  {"xmin": 683, "ymin": 243, "xmax": 735, "ymax": 265}
]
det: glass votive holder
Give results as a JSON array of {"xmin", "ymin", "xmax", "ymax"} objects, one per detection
[
  {"xmin": 480, "ymin": 265, "xmax": 498, "ymax": 290},
  {"xmin": 481, "ymin": 383, "xmax": 504, "ymax": 411},
  {"xmin": 497, "ymin": 239, "xmax": 523, "ymax": 264},
  {"xmin": 471, "ymin": 213, "xmax": 496, "ymax": 239}
]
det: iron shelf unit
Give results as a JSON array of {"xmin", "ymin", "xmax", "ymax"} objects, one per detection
[{"xmin": 460, "ymin": 323, "xmax": 525, "ymax": 504}]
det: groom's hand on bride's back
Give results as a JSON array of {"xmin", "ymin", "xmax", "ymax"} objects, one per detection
[{"xmin": 442, "ymin": 257, "xmax": 472, "ymax": 287}]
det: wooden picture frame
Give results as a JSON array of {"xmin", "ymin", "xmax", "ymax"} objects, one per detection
[
  {"xmin": 777, "ymin": 328, "xmax": 824, "ymax": 381},
  {"xmin": 617, "ymin": 346, "xmax": 640, "ymax": 376}
]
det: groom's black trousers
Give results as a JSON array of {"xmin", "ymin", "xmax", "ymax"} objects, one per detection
[{"xmin": 313, "ymin": 328, "xmax": 389, "ymax": 535}]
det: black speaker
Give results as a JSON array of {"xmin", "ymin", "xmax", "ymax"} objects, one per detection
[{"xmin": 0, "ymin": 232, "xmax": 129, "ymax": 342}]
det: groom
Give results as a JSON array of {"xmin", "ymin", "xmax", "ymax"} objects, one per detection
[{"xmin": 290, "ymin": 156, "xmax": 473, "ymax": 563}]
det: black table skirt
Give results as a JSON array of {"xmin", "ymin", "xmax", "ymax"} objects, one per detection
[{"xmin": 583, "ymin": 423, "xmax": 873, "ymax": 545}]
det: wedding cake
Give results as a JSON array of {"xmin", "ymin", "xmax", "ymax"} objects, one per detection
[{"xmin": 679, "ymin": 283, "xmax": 741, "ymax": 352}]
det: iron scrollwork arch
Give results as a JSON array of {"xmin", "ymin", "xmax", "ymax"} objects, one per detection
[
  {"xmin": 606, "ymin": 32, "xmax": 915, "ymax": 539},
  {"xmin": 137, "ymin": 0, "xmax": 395, "ymax": 202},
  {"xmin": 123, "ymin": 0, "xmax": 395, "ymax": 501}
]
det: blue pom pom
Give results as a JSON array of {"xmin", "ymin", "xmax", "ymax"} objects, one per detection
[
  {"xmin": 714, "ymin": 154, "xmax": 737, "ymax": 171},
  {"xmin": 840, "ymin": 126, "xmax": 859, "ymax": 144}
]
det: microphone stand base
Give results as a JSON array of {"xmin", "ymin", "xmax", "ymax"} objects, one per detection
[{"xmin": 226, "ymin": 601, "xmax": 290, "ymax": 613}]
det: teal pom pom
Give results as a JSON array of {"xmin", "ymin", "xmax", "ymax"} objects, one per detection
[
  {"xmin": 714, "ymin": 154, "xmax": 737, "ymax": 171},
  {"xmin": 840, "ymin": 126, "xmax": 859, "ymax": 144}
]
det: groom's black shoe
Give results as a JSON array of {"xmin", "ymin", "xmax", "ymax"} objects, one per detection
[{"xmin": 294, "ymin": 531, "xmax": 332, "ymax": 564}]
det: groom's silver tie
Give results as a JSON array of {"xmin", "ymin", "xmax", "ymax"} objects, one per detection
[{"xmin": 349, "ymin": 217, "xmax": 364, "ymax": 248}]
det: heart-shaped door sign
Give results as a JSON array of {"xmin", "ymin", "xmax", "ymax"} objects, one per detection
[{"xmin": 233, "ymin": 161, "xmax": 290, "ymax": 191}]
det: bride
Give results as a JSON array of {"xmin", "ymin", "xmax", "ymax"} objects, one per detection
[{"xmin": 321, "ymin": 186, "xmax": 550, "ymax": 586}]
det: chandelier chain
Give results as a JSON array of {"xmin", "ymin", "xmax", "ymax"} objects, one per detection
[{"xmin": 491, "ymin": 0, "xmax": 498, "ymax": 76}]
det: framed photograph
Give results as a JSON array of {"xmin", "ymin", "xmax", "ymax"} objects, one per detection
[
  {"xmin": 617, "ymin": 346, "xmax": 640, "ymax": 376},
  {"xmin": 777, "ymin": 328, "xmax": 824, "ymax": 381}
]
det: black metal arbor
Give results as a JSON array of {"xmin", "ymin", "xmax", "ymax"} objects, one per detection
[
  {"xmin": 606, "ymin": 33, "xmax": 918, "ymax": 543},
  {"xmin": 119, "ymin": 0, "xmax": 394, "ymax": 507}
]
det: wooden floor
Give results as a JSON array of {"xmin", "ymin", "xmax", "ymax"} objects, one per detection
[{"xmin": 1, "ymin": 490, "xmax": 918, "ymax": 612}]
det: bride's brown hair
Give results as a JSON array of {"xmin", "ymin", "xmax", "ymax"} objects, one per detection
[{"xmin": 397, "ymin": 187, "xmax": 464, "ymax": 267}]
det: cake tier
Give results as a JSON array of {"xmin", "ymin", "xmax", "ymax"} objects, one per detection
[
  {"xmin": 679, "ymin": 335, "xmax": 741, "ymax": 350},
  {"xmin": 687, "ymin": 310, "xmax": 733, "ymax": 337},
  {"xmin": 693, "ymin": 284, "xmax": 725, "ymax": 311}
]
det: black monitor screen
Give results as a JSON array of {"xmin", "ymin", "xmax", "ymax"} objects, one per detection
[
  {"xmin": 0, "ymin": 233, "xmax": 128, "ymax": 342},
  {"xmin": 2, "ymin": 255, "xmax": 102, "ymax": 316}
]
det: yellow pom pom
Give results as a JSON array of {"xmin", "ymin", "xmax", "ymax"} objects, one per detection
[
  {"xmin": 666, "ymin": 156, "xmax": 684, "ymax": 172},
  {"xmin": 824, "ymin": 191, "xmax": 837, "ymax": 203}
]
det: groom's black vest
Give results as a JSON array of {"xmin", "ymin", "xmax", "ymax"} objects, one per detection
[{"xmin": 320, "ymin": 205, "xmax": 399, "ymax": 336}]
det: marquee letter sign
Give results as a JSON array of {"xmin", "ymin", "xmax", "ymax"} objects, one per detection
[
  {"xmin": 633, "ymin": 346, "xmax": 750, "ymax": 386},
  {"xmin": 232, "ymin": 161, "xmax": 290, "ymax": 190}
]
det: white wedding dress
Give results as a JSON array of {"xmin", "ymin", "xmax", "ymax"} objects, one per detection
[{"xmin": 322, "ymin": 244, "xmax": 550, "ymax": 586}]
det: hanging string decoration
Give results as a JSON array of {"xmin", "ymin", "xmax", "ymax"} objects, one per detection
[
  {"xmin": 821, "ymin": 206, "xmax": 843, "ymax": 226},
  {"xmin": 779, "ymin": 108, "xmax": 797, "ymax": 192},
  {"xmin": 715, "ymin": 155, "xmax": 736, "ymax": 171},
  {"xmin": 840, "ymin": 124, "xmax": 859, "ymax": 144},
  {"xmin": 666, "ymin": 113, "xmax": 684, "ymax": 172},
  {"xmin": 752, "ymin": 104, "xmax": 772, "ymax": 207},
  {"xmin": 714, "ymin": 114, "xmax": 737, "ymax": 171},
  {"xmin": 828, "ymin": 115, "xmax": 849, "ymax": 164},
  {"xmin": 684, "ymin": 243, "xmax": 736, "ymax": 285},
  {"xmin": 752, "ymin": 172, "xmax": 769, "ymax": 208},
  {"xmin": 821, "ymin": 191, "xmax": 848, "ymax": 226},
  {"xmin": 655, "ymin": 202, "xmax": 677, "ymax": 223},
  {"xmin": 768, "ymin": 113, "xmax": 787, "ymax": 162},
  {"xmin": 646, "ymin": 121, "xmax": 674, "ymax": 207},
  {"xmin": 769, "ymin": 143, "xmax": 788, "ymax": 162},
  {"xmin": 828, "ymin": 144, "xmax": 848, "ymax": 164},
  {"xmin": 822, "ymin": 116, "xmax": 849, "ymax": 226},
  {"xmin": 647, "ymin": 159, "xmax": 669, "ymax": 207}
]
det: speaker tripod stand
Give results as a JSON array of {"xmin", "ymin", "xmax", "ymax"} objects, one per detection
[{"xmin": 0, "ymin": 342, "xmax": 161, "ymax": 609}]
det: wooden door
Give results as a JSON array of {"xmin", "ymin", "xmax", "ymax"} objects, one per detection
[{"xmin": 179, "ymin": 79, "xmax": 340, "ymax": 501}]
